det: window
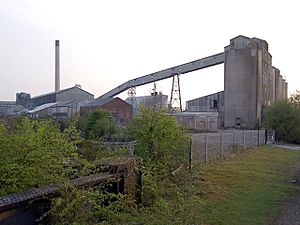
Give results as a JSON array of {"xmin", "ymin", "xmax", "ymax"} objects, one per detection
[
  {"xmin": 213, "ymin": 100, "xmax": 218, "ymax": 108},
  {"xmin": 211, "ymin": 100, "xmax": 218, "ymax": 109},
  {"xmin": 236, "ymin": 117, "xmax": 241, "ymax": 127}
]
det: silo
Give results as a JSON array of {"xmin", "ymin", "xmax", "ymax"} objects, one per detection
[
  {"xmin": 274, "ymin": 69, "xmax": 281, "ymax": 101},
  {"xmin": 224, "ymin": 36, "xmax": 259, "ymax": 129}
]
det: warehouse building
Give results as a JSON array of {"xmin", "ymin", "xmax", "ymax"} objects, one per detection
[
  {"xmin": 171, "ymin": 112, "xmax": 218, "ymax": 132},
  {"xmin": 125, "ymin": 92, "xmax": 168, "ymax": 115},
  {"xmin": 80, "ymin": 97, "xmax": 133, "ymax": 126},
  {"xmin": 19, "ymin": 85, "xmax": 94, "ymax": 108},
  {"xmin": 18, "ymin": 85, "xmax": 94, "ymax": 123}
]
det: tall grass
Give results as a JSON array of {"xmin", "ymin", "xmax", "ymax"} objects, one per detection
[{"xmin": 123, "ymin": 147, "xmax": 300, "ymax": 225}]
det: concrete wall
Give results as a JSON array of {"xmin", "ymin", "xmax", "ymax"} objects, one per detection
[
  {"xmin": 50, "ymin": 100, "xmax": 90, "ymax": 125},
  {"xmin": 126, "ymin": 94, "xmax": 168, "ymax": 115},
  {"xmin": 224, "ymin": 36, "xmax": 274, "ymax": 129},
  {"xmin": 285, "ymin": 82, "xmax": 288, "ymax": 98},
  {"xmin": 282, "ymin": 79, "xmax": 286, "ymax": 100},
  {"xmin": 184, "ymin": 35, "xmax": 288, "ymax": 130},
  {"xmin": 271, "ymin": 67, "xmax": 276, "ymax": 102},
  {"xmin": 186, "ymin": 91, "xmax": 224, "ymax": 128},
  {"xmin": 173, "ymin": 112, "xmax": 218, "ymax": 132},
  {"xmin": 0, "ymin": 102, "xmax": 25, "ymax": 117},
  {"xmin": 29, "ymin": 86, "xmax": 94, "ymax": 108},
  {"xmin": 224, "ymin": 45, "xmax": 258, "ymax": 128},
  {"xmin": 275, "ymin": 71, "xmax": 286, "ymax": 101},
  {"xmin": 31, "ymin": 93, "xmax": 56, "ymax": 107}
]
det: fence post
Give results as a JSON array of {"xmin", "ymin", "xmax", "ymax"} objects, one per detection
[
  {"xmin": 232, "ymin": 132, "xmax": 235, "ymax": 151},
  {"xmin": 189, "ymin": 139, "xmax": 192, "ymax": 169},
  {"xmin": 257, "ymin": 130, "xmax": 260, "ymax": 146},
  {"xmin": 243, "ymin": 131, "xmax": 246, "ymax": 150},
  {"xmin": 205, "ymin": 134, "xmax": 208, "ymax": 163},
  {"xmin": 220, "ymin": 132, "xmax": 224, "ymax": 159},
  {"xmin": 251, "ymin": 130, "xmax": 253, "ymax": 146}
]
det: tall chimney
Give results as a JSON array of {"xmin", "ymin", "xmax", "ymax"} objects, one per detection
[{"xmin": 55, "ymin": 40, "xmax": 60, "ymax": 92}]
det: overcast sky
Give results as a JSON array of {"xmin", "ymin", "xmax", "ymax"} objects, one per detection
[{"xmin": 0, "ymin": 0, "xmax": 299, "ymax": 108}]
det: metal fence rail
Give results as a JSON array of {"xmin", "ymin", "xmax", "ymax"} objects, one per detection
[{"xmin": 191, "ymin": 130, "xmax": 266, "ymax": 165}]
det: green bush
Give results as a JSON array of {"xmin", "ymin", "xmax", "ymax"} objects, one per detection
[
  {"xmin": 265, "ymin": 100, "xmax": 300, "ymax": 143},
  {"xmin": 128, "ymin": 107, "xmax": 189, "ymax": 172},
  {"xmin": 0, "ymin": 117, "xmax": 83, "ymax": 196},
  {"xmin": 77, "ymin": 109, "xmax": 116, "ymax": 140}
]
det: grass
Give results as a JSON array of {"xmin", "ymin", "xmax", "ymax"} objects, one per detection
[{"xmin": 122, "ymin": 146, "xmax": 300, "ymax": 225}]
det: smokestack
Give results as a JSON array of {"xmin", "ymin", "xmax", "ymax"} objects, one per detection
[{"xmin": 55, "ymin": 40, "xmax": 60, "ymax": 92}]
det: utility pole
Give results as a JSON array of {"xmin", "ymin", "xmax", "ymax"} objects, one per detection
[{"xmin": 169, "ymin": 73, "xmax": 182, "ymax": 113}]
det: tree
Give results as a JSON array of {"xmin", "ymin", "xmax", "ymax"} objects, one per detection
[
  {"xmin": 265, "ymin": 100, "xmax": 300, "ymax": 143},
  {"xmin": 128, "ymin": 107, "xmax": 189, "ymax": 172},
  {"xmin": 290, "ymin": 90, "xmax": 300, "ymax": 108},
  {"xmin": 77, "ymin": 109, "xmax": 116, "ymax": 139},
  {"xmin": 0, "ymin": 117, "xmax": 83, "ymax": 196},
  {"xmin": 0, "ymin": 118, "xmax": 135, "ymax": 224}
]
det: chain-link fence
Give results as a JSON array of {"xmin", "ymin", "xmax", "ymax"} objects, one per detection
[{"xmin": 191, "ymin": 130, "xmax": 267, "ymax": 165}]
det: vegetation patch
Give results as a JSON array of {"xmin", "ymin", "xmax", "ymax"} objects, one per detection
[{"xmin": 125, "ymin": 147, "xmax": 300, "ymax": 225}]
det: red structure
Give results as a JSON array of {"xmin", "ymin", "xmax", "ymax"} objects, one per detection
[{"xmin": 80, "ymin": 97, "xmax": 133, "ymax": 125}]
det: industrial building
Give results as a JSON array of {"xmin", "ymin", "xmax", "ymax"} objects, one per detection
[
  {"xmin": 186, "ymin": 91, "xmax": 224, "ymax": 128},
  {"xmin": 172, "ymin": 112, "xmax": 218, "ymax": 132},
  {"xmin": 0, "ymin": 101, "xmax": 26, "ymax": 117},
  {"xmin": 94, "ymin": 35, "xmax": 288, "ymax": 130},
  {"xmin": 80, "ymin": 97, "xmax": 133, "ymax": 126},
  {"xmin": 1, "ymin": 41, "xmax": 94, "ymax": 124},
  {"xmin": 17, "ymin": 85, "xmax": 94, "ymax": 108},
  {"xmin": 186, "ymin": 35, "xmax": 288, "ymax": 129},
  {"xmin": 1, "ymin": 36, "xmax": 289, "ymax": 131},
  {"xmin": 24, "ymin": 85, "xmax": 94, "ymax": 123},
  {"xmin": 125, "ymin": 92, "xmax": 168, "ymax": 114},
  {"xmin": 0, "ymin": 85, "xmax": 94, "ymax": 125}
]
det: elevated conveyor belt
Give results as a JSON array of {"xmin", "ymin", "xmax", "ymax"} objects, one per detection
[{"xmin": 98, "ymin": 52, "xmax": 224, "ymax": 99}]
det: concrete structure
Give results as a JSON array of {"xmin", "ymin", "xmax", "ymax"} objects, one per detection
[
  {"xmin": 186, "ymin": 91, "xmax": 224, "ymax": 128},
  {"xmin": 27, "ymin": 102, "xmax": 58, "ymax": 119},
  {"xmin": 55, "ymin": 40, "xmax": 60, "ymax": 92},
  {"xmin": 126, "ymin": 92, "xmax": 168, "ymax": 115},
  {"xmin": 1, "ymin": 85, "xmax": 94, "ymax": 123},
  {"xmin": 0, "ymin": 101, "xmax": 26, "ymax": 117},
  {"xmin": 16, "ymin": 92, "xmax": 32, "ymax": 109},
  {"xmin": 28, "ymin": 85, "xmax": 94, "ymax": 107},
  {"xmin": 224, "ymin": 36, "xmax": 273, "ymax": 128},
  {"xmin": 185, "ymin": 35, "xmax": 287, "ymax": 129},
  {"xmin": 80, "ymin": 97, "xmax": 133, "ymax": 125},
  {"xmin": 96, "ymin": 35, "xmax": 287, "ymax": 129},
  {"xmin": 171, "ymin": 112, "xmax": 218, "ymax": 132},
  {"xmin": 50, "ymin": 100, "xmax": 90, "ymax": 124},
  {"xmin": 27, "ymin": 100, "xmax": 90, "ymax": 125}
]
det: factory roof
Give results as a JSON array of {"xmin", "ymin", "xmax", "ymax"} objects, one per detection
[
  {"xmin": 50, "ymin": 100, "xmax": 78, "ymax": 107},
  {"xmin": 31, "ymin": 85, "xmax": 94, "ymax": 100},
  {"xmin": 27, "ymin": 102, "xmax": 58, "ymax": 114},
  {"xmin": 83, "ymin": 97, "xmax": 115, "ymax": 107},
  {"xmin": 230, "ymin": 35, "xmax": 250, "ymax": 41},
  {"xmin": 0, "ymin": 101, "xmax": 17, "ymax": 105},
  {"xmin": 187, "ymin": 91, "xmax": 224, "ymax": 102}
]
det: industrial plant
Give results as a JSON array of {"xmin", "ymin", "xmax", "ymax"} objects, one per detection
[{"xmin": 0, "ymin": 35, "xmax": 288, "ymax": 130}]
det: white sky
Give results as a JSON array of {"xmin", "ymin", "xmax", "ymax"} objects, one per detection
[{"xmin": 0, "ymin": 0, "xmax": 299, "ymax": 108}]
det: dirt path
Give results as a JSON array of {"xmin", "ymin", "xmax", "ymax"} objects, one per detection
[{"xmin": 271, "ymin": 145, "xmax": 300, "ymax": 225}]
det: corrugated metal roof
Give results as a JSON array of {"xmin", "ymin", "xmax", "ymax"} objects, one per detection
[
  {"xmin": 83, "ymin": 97, "xmax": 114, "ymax": 107},
  {"xmin": 50, "ymin": 100, "xmax": 78, "ymax": 107},
  {"xmin": 31, "ymin": 86, "xmax": 94, "ymax": 100},
  {"xmin": 27, "ymin": 102, "xmax": 59, "ymax": 113}
]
